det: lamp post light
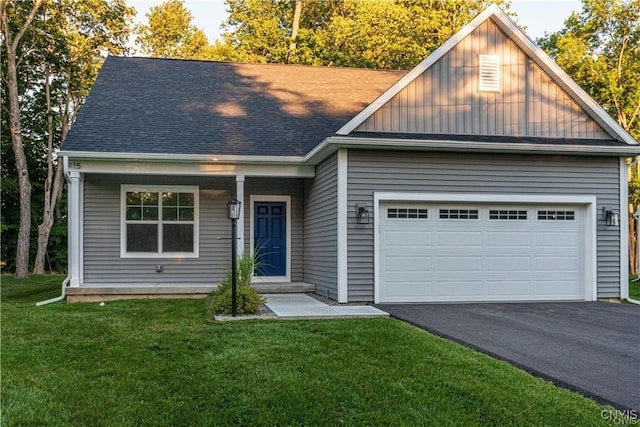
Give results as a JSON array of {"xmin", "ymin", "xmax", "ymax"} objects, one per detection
[{"xmin": 227, "ymin": 198, "xmax": 242, "ymax": 316}]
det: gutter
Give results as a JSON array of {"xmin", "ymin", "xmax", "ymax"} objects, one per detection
[{"xmin": 36, "ymin": 277, "xmax": 69, "ymax": 306}]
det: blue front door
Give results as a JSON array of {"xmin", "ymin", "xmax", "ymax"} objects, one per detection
[{"xmin": 254, "ymin": 202, "xmax": 286, "ymax": 276}]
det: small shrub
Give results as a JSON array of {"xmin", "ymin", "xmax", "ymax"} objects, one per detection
[
  {"xmin": 211, "ymin": 281, "xmax": 265, "ymax": 315},
  {"xmin": 212, "ymin": 250, "xmax": 265, "ymax": 315}
]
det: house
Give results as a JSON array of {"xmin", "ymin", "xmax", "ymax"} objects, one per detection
[{"xmin": 60, "ymin": 5, "xmax": 640, "ymax": 304}]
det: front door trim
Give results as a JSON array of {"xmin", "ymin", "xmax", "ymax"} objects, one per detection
[{"xmin": 250, "ymin": 195, "xmax": 291, "ymax": 283}]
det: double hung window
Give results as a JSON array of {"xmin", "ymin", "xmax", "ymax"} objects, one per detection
[{"xmin": 121, "ymin": 186, "xmax": 199, "ymax": 258}]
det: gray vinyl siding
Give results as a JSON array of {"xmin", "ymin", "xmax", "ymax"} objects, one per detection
[
  {"xmin": 243, "ymin": 178, "xmax": 304, "ymax": 282},
  {"xmin": 356, "ymin": 20, "xmax": 611, "ymax": 140},
  {"xmin": 83, "ymin": 175, "xmax": 305, "ymax": 285},
  {"xmin": 347, "ymin": 150, "xmax": 621, "ymax": 301},
  {"xmin": 304, "ymin": 154, "xmax": 338, "ymax": 298}
]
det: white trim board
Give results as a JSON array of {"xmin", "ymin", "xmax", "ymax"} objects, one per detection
[
  {"xmin": 621, "ymin": 158, "xmax": 629, "ymax": 300},
  {"xmin": 373, "ymin": 192, "xmax": 598, "ymax": 304},
  {"xmin": 337, "ymin": 149, "xmax": 349, "ymax": 303},
  {"xmin": 249, "ymin": 195, "xmax": 292, "ymax": 283}
]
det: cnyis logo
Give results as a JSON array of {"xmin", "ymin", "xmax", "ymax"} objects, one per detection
[{"xmin": 601, "ymin": 409, "xmax": 638, "ymax": 425}]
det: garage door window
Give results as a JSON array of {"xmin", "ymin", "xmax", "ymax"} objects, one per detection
[
  {"xmin": 439, "ymin": 209, "xmax": 478, "ymax": 219},
  {"xmin": 387, "ymin": 208, "xmax": 428, "ymax": 219},
  {"xmin": 489, "ymin": 210, "xmax": 527, "ymax": 220},
  {"xmin": 538, "ymin": 210, "xmax": 575, "ymax": 220}
]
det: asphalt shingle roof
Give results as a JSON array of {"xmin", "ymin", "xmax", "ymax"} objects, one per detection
[{"xmin": 62, "ymin": 56, "xmax": 406, "ymax": 157}]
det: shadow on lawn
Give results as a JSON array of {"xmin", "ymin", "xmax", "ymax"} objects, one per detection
[{"xmin": 1, "ymin": 274, "xmax": 65, "ymax": 304}]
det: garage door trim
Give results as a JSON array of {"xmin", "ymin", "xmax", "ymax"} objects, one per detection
[{"xmin": 373, "ymin": 192, "xmax": 597, "ymax": 303}]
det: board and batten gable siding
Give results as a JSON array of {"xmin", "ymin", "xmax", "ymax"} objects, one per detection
[
  {"xmin": 243, "ymin": 178, "xmax": 305, "ymax": 282},
  {"xmin": 303, "ymin": 153, "xmax": 339, "ymax": 299},
  {"xmin": 346, "ymin": 150, "xmax": 620, "ymax": 301},
  {"xmin": 355, "ymin": 19, "xmax": 610, "ymax": 140},
  {"xmin": 83, "ymin": 174, "xmax": 233, "ymax": 284}
]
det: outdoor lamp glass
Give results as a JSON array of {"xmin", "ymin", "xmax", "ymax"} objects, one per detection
[{"xmin": 227, "ymin": 198, "xmax": 241, "ymax": 220}]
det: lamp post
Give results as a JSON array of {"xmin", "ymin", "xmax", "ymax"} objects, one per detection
[{"xmin": 227, "ymin": 198, "xmax": 241, "ymax": 316}]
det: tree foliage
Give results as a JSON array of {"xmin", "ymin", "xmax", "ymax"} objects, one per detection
[
  {"xmin": 221, "ymin": 0, "xmax": 513, "ymax": 69},
  {"xmin": 136, "ymin": 0, "xmax": 213, "ymax": 59}
]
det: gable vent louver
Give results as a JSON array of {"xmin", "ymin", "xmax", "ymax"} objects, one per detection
[{"xmin": 479, "ymin": 54, "xmax": 500, "ymax": 92}]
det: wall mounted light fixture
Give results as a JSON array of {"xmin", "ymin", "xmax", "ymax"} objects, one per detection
[
  {"xmin": 356, "ymin": 204, "xmax": 370, "ymax": 224},
  {"xmin": 602, "ymin": 207, "xmax": 619, "ymax": 227}
]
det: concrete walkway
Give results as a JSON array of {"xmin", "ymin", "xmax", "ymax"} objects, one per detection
[{"xmin": 264, "ymin": 294, "xmax": 388, "ymax": 319}]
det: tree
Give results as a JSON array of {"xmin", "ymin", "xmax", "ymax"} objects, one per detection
[
  {"xmin": 1, "ymin": 0, "xmax": 135, "ymax": 275},
  {"xmin": 1, "ymin": 0, "xmax": 44, "ymax": 278},
  {"xmin": 136, "ymin": 0, "xmax": 210, "ymax": 59}
]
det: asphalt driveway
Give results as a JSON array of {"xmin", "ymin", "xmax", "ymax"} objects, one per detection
[{"xmin": 376, "ymin": 302, "xmax": 640, "ymax": 411}]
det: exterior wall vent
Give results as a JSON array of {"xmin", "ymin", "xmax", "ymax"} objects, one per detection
[{"xmin": 479, "ymin": 54, "xmax": 500, "ymax": 92}]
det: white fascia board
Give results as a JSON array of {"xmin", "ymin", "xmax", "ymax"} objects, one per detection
[
  {"xmin": 63, "ymin": 157, "xmax": 315, "ymax": 177},
  {"xmin": 326, "ymin": 136, "xmax": 640, "ymax": 157},
  {"xmin": 337, "ymin": 6, "xmax": 500, "ymax": 136},
  {"xmin": 58, "ymin": 150, "xmax": 306, "ymax": 164}
]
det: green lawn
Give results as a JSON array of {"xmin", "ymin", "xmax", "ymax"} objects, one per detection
[
  {"xmin": 630, "ymin": 278, "xmax": 640, "ymax": 300},
  {"xmin": 2, "ymin": 275, "xmax": 611, "ymax": 426}
]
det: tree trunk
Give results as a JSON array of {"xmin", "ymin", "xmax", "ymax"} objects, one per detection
[
  {"xmin": 1, "ymin": 0, "xmax": 43, "ymax": 277},
  {"xmin": 288, "ymin": 0, "xmax": 302, "ymax": 57},
  {"xmin": 4, "ymin": 38, "xmax": 32, "ymax": 278},
  {"xmin": 33, "ymin": 61, "xmax": 64, "ymax": 275}
]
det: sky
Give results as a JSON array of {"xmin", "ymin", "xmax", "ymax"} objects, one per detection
[{"xmin": 128, "ymin": 0, "xmax": 583, "ymax": 46}]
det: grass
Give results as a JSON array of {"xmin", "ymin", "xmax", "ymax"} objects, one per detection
[
  {"xmin": 2, "ymin": 275, "xmax": 612, "ymax": 426},
  {"xmin": 629, "ymin": 278, "xmax": 640, "ymax": 300}
]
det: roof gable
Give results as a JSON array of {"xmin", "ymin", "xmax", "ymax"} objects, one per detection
[{"xmin": 338, "ymin": 4, "xmax": 636, "ymax": 145}]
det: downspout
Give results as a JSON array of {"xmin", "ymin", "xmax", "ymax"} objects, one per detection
[
  {"xmin": 36, "ymin": 277, "xmax": 69, "ymax": 306},
  {"xmin": 37, "ymin": 156, "xmax": 73, "ymax": 306}
]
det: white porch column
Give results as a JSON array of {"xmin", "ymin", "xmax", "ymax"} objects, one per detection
[
  {"xmin": 68, "ymin": 170, "xmax": 82, "ymax": 287},
  {"xmin": 236, "ymin": 174, "xmax": 245, "ymax": 254}
]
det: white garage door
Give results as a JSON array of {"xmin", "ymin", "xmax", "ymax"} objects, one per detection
[{"xmin": 378, "ymin": 203, "xmax": 586, "ymax": 303}]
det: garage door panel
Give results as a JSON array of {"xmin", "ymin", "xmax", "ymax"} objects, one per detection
[
  {"xmin": 436, "ymin": 231, "xmax": 482, "ymax": 247},
  {"xmin": 486, "ymin": 231, "xmax": 532, "ymax": 247},
  {"xmin": 487, "ymin": 256, "xmax": 531, "ymax": 272},
  {"xmin": 385, "ymin": 280, "xmax": 433, "ymax": 298},
  {"xmin": 379, "ymin": 202, "xmax": 586, "ymax": 303},
  {"xmin": 535, "ymin": 232, "xmax": 580, "ymax": 247},
  {"xmin": 382, "ymin": 229, "xmax": 432, "ymax": 247},
  {"xmin": 436, "ymin": 256, "xmax": 482, "ymax": 272},
  {"xmin": 536, "ymin": 256, "xmax": 580, "ymax": 272},
  {"xmin": 487, "ymin": 281, "xmax": 533, "ymax": 297},
  {"xmin": 535, "ymin": 280, "xmax": 582, "ymax": 296},
  {"xmin": 383, "ymin": 255, "xmax": 432, "ymax": 272},
  {"xmin": 436, "ymin": 281, "xmax": 483, "ymax": 297}
]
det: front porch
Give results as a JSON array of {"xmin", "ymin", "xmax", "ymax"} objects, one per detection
[{"xmin": 65, "ymin": 282, "xmax": 316, "ymax": 303}]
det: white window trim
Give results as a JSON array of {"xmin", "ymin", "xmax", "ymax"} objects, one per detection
[
  {"xmin": 120, "ymin": 185, "xmax": 199, "ymax": 259},
  {"xmin": 373, "ymin": 192, "xmax": 597, "ymax": 304},
  {"xmin": 249, "ymin": 195, "xmax": 291, "ymax": 283}
]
